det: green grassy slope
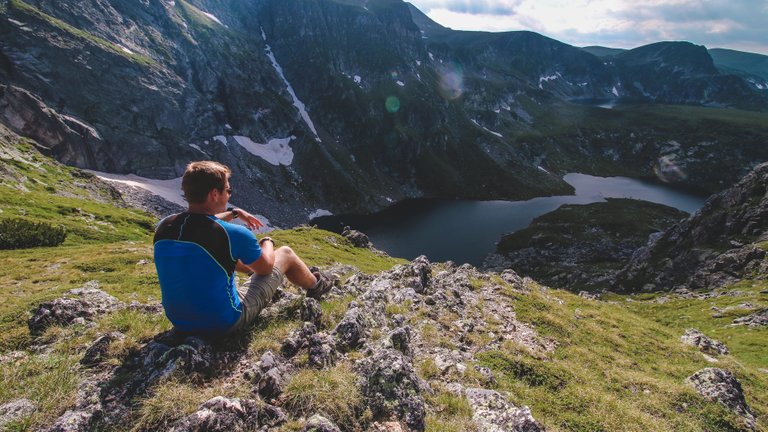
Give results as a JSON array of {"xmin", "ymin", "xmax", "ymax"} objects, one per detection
[{"xmin": 0, "ymin": 127, "xmax": 766, "ymax": 431}]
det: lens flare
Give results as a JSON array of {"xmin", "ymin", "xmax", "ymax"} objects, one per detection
[
  {"xmin": 653, "ymin": 155, "xmax": 688, "ymax": 183},
  {"xmin": 438, "ymin": 63, "xmax": 464, "ymax": 100},
  {"xmin": 385, "ymin": 96, "xmax": 401, "ymax": 113}
]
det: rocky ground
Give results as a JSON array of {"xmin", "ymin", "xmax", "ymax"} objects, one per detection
[
  {"xmin": 2, "ymin": 239, "xmax": 763, "ymax": 430},
  {"xmin": 5, "ymin": 253, "xmax": 553, "ymax": 431},
  {"xmin": 617, "ymin": 162, "xmax": 768, "ymax": 292},
  {"xmin": 486, "ymin": 199, "xmax": 688, "ymax": 292}
]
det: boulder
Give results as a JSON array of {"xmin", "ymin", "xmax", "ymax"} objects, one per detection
[
  {"xmin": 250, "ymin": 352, "xmax": 285, "ymax": 400},
  {"xmin": 169, "ymin": 396, "xmax": 286, "ymax": 431},
  {"xmin": 680, "ymin": 329, "xmax": 729, "ymax": 355},
  {"xmin": 686, "ymin": 368, "xmax": 755, "ymax": 428},
  {"xmin": 732, "ymin": 309, "xmax": 768, "ymax": 328},
  {"xmin": 81, "ymin": 332, "xmax": 126, "ymax": 367},
  {"xmin": 333, "ymin": 306, "xmax": 370, "ymax": 352},
  {"xmin": 281, "ymin": 322, "xmax": 318, "ymax": 358},
  {"xmin": 308, "ymin": 333, "xmax": 337, "ymax": 369},
  {"xmin": 342, "ymin": 227, "xmax": 372, "ymax": 248},
  {"xmin": 302, "ymin": 414, "xmax": 342, "ymax": 432},
  {"xmin": 356, "ymin": 349, "xmax": 426, "ymax": 431},
  {"xmin": 301, "ymin": 298, "xmax": 323, "ymax": 328},
  {"xmin": 0, "ymin": 399, "xmax": 37, "ymax": 429},
  {"xmin": 389, "ymin": 326, "xmax": 412, "ymax": 358},
  {"xmin": 465, "ymin": 388, "xmax": 542, "ymax": 432},
  {"xmin": 28, "ymin": 282, "xmax": 124, "ymax": 335}
]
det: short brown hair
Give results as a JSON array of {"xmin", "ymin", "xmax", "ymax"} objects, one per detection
[{"xmin": 182, "ymin": 161, "xmax": 231, "ymax": 203}]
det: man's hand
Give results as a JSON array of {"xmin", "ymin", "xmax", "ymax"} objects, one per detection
[{"xmin": 236, "ymin": 209, "xmax": 265, "ymax": 231}]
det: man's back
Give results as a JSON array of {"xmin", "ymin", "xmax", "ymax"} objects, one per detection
[{"xmin": 154, "ymin": 212, "xmax": 261, "ymax": 334}]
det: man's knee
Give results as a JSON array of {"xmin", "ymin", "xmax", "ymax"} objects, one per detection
[{"xmin": 276, "ymin": 245, "xmax": 294, "ymax": 256}]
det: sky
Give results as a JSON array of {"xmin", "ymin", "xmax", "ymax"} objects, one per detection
[{"xmin": 408, "ymin": 0, "xmax": 768, "ymax": 55}]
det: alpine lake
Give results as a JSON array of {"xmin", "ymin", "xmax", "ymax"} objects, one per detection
[{"xmin": 313, "ymin": 173, "xmax": 707, "ymax": 266}]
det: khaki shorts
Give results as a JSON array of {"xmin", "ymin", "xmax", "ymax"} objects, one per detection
[{"xmin": 227, "ymin": 267, "xmax": 284, "ymax": 333}]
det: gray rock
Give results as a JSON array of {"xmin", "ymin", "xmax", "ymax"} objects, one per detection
[
  {"xmin": 618, "ymin": 163, "xmax": 768, "ymax": 291},
  {"xmin": 342, "ymin": 227, "xmax": 372, "ymax": 248},
  {"xmin": 732, "ymin": 309, "xmax": 768, "ymax": 328},
  {"xmin": 302, "ymin": 414, "xmax": 342, "ymax": 432},
  {"xmin": 43, "ymin": 378, "xmax": 102, "ymax": 432},
  {"xmin": 389, "ymin": 326, "xmax": 412, "ymax": 357},
  {"xmin": 169, "ymin": 396, "xmax": 286, "ymax": 431},
  {"xmin": 357, "ymin": 349, "xmax": 426, "ymax": 431},
  {"xmin": 465, "ymin": 388, "xmax": 542, "ymax": 432},
  {"xmin": 81, "ymin": 332, "xmax": 126, "ymax": 367},
  {"xmin": 308, "ymin": 333, "xmax": 337, "ymax": 369},
  {"xmin": 334, "ymin": 307, "xmax": 370, "ymax": 352},
  {"xmin": 500, "ymin": 269, "xmax": 525, "ymax": 290},
  {"xmin": 28, "ymin": 282, "xmax": 124, "ymax": 335},
  {"xmin": 281, "ymin": 322, "xmax": 318, "ymax": 358},
  {"xmin": 0, "ymin": 398, "xmax": 37, "ymax": 429},
  {"xmin": 686, "ymin": 368, "xmax": 755, "ymax": 428},
  {"xmin": 680, "ymin": 329, "xmax": 729, "ymax": 355},
  {"xmin": 258, "ymin": 368, "xmax": 284, "ymax": 400},
  {"xmin": 301, "ymin": 298, "xmax": 323, "ymax": 328}
]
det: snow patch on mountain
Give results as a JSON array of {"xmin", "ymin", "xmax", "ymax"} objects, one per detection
[
  {"xmin": 118, "ymin": 44, "xmax": 134, "ymax": 55},
  {"xmin": 233, "ymin": 136, "xmax": 295, "ymax": 166},
  {"xmin": 201, "ymin": 11, "xmax": 226, "ymax": 27},
  {"xmin": 308, "ymin": 209, "xmax": 333, "ymax": 219},
  {"xmin": 397, "ymin": 80, "xmax": 405, "ymax": 87},
  {"xmin": 214, "ymin": 135, "xmax": 228, "ymax": 146},
  {"xmin": 87, "ymin": 171, "xmax": 186, "ymax": 206},
  {"xmin": 612, "ymin": 86, "xmax": 620, "ymax": 97},
  {"xmin": 261, "ymin": 28, "xmax": 321, "ymax": 142},
  {"xmin": 538, "ymin": 73, "xmax": 561, "ymax": 89},
  {"xmin": 188, "ymin": 144, "xmax": 208, "ymax": 155},
  {"xmin": 471, "ymin": 120, "xmax": 504, "ymax": 138}
]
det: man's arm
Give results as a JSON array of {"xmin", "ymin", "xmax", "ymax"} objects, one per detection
[
  {"xmin": 216, "ymin": 208, "xmax": 265, "ymax": 231},
  {"xmin": 241, "ymin": 237, "xmax": 275, "ymax": 276}
]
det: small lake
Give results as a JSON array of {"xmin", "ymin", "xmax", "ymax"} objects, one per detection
[{"xmin": 314, "ymin": 173, "xmax": 707, "ymax": 266}]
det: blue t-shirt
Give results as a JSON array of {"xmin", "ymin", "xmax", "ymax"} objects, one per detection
[{"xmin": 153, "ymin": 213, "xmax": 262, "ymax": 334}]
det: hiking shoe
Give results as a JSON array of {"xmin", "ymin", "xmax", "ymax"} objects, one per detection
[{"xmin": 307, "ymin": 271, "xmax": 335, "ymax": 300}]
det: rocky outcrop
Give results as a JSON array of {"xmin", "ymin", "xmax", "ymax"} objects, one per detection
[
  {"xmin": 342, "ymin": 227, "xmax": 372, "ymax": 248},
  {"xmin": 169, "ymin": 396, "xmax": 286, "ymax": 432},
  {"xmin": 617, "ymin": 162, "xmax": 768, "ymax": 292},
  {"xmin": 686, "ymin": 368, "xmax": 755, "ymax": 429},
  {"xmin": 26, "ymin": 257, "xmax": 554, "ymax": 431},
  {"xmin": 731, "ymin": 309, "xmax": 768, "ymax": 328},
  {"xmin": 356, "ymin": 349, "xmax": 427, "ymax": 431},
  {"xmin": 28, "ymin": 281, "xmax": 125, "ymax": 335},
  {"xmin": 465, "ymin": 388, "xmax": 542, "ymax": 432},
  {"xmin": 302, "ymin": 414, "xmax": 341, "ymax": 432},
  {"xmin": 81, "ymin": 332, "xmax": 126, "ymax": 367},
  {"xmin": 489, "ymin": 199, "xmax": 688, "ymax": 292},
  {"xmin": 680, "ymin": 329, "xmax": 729, "ymax": 355},
  {"xmin": 0, "ymin": 399, "xmax": 37, "ymax": 429}
]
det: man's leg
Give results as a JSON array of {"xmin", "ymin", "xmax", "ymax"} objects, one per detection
[{"xmin": 273, "ymin": 246, "xmax": 317, "ymax": 289}]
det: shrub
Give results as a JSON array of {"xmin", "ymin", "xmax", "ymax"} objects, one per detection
[{"xmin": 0, "ymin": 218, "xmax": 67, "ymax": 249}]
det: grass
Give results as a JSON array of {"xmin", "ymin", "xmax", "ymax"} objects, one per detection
[
  {"xmin": 424, "ymin": 389, "xmax": 477, "ymax": 432},
  {"xmin": 281, "ymin": 364, "xmax": 363, "ymax": 429},
  {"xmin": 1, "ymin": 126, "xmax": 767, "ymax": 431},
  {"xmin": 480, "ymin": 285, "xmax": 768, "ymax": 431}
]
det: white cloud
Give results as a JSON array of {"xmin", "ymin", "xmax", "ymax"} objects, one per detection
[{"xmin": 409, "ymin": 0, "xmax": 768, "ymax": 54}]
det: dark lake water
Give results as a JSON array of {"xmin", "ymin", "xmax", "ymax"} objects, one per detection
[{"xmin": 314, "ymin": 174, "xmax": 707, "ymax": 266}]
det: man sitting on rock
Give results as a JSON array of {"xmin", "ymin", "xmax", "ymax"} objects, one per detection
[{"xmin": 153, "ymin": 161, "xmax": 334, "ymax": 336}]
